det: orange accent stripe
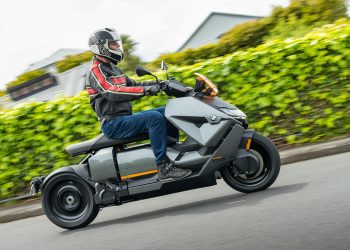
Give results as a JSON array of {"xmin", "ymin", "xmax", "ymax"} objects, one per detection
[
  {"xmin": 121, "ymin": 170, "xmax": 158, "ymax": 180},
  {"xmin": 246, "ymin": 138, "xmax": 252, "ymax": 150}
]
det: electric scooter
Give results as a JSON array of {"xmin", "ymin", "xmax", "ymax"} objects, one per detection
[{"xmin": 31, "ymin": 62, "xmax": 280, "ymax": 229}]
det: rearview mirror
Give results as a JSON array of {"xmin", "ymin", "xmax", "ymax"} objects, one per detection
[
  {"xmin": 136, "ymin": 66, "xmax": 153, "ymax": 77},
  {"xmin": 161, "ymin": 60, "xmax": 169, "ymax": 80},
  {"xmin": 161, "ymin": 61, "xmax": 168, "ymax": 71}
]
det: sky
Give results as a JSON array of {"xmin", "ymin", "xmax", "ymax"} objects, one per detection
[{"xmin": 0, "ymin": 0, "xmax": 289, "ymax": 89}]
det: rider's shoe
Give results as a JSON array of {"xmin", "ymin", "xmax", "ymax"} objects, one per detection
[{"xmin": 157, "ymin": 157, "xmax": 192, "ymax": 181}]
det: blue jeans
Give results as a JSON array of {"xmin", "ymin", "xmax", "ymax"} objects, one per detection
[{"xmin": 101, "ymin": 106, "xmax": 179, "ymax": 164}]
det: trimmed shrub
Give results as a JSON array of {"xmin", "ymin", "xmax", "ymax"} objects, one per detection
[{"xmin": 266, "ymin": 0, "xmax": 347, "ymax": 40}]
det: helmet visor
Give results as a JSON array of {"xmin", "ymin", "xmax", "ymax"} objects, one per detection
[{"xmin": 108, "ymin": 40, "xmax": 123, "ymax": 52}]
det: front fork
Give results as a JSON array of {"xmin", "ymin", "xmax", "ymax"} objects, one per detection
[{"xmin": 232, "ymin": 129, "xmax": 261, "ymax": 175}]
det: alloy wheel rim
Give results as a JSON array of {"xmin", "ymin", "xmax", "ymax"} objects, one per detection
[{"xmin": 50, "ymin": 181, "xmax": 89, "ymax": 222}]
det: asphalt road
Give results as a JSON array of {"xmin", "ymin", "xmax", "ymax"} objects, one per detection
[{"xmin": 1, "ymin": 152, "xmax": 350, "ymax": 250}]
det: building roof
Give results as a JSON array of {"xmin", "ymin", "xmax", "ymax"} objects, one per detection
[
  {"xmin": 25, "ymin": 48, "xmax": 86, "ymax": 72},
  {"xmin": 178, "ymin": 12, "xmax": 263, "ymax": 51}
]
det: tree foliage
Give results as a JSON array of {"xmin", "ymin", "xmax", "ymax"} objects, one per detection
[{"xmin": 118, "ymin": 34, "xmax": 144, "ymax": 74}]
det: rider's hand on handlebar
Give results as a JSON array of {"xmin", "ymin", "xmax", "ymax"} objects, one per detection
[{"xmin": 144, "ymin": 85, "xmax": 161, "ymax": 96}]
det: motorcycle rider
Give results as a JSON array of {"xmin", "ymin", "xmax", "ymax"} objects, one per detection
[{"xmin": 85, "ymin": 28, "xmax": 192, "ymax": 180}]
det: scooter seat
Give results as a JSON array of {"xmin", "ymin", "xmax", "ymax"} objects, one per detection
[{"xmin": 66, "ymin": 133, "xmax": 149, "ymax": 156}]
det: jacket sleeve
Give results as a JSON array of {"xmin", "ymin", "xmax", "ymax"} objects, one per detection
[{"xmin": 90, "ymin": 64, "xmax": 145, "ymax": 103}]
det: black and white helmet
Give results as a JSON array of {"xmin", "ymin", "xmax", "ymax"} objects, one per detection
[{"xmin": 88, "ymin": 28, "xmax": 124, "ymax": 64}]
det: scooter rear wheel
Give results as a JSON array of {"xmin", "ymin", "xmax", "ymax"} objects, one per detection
[
  {"xmin": 42, "ymin": 172, "xmax": 99, "ymax": 229},
  {"xmin": 220, "ymin": 132, "xmax": 280, "ymax": 193}
]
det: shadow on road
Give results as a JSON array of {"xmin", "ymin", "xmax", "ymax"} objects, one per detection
[{"xmin": 60, "ymin": 182, "xmax": 308, "ymax": 235}]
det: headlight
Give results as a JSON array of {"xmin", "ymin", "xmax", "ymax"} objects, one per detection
[{"xmin": 220, "ymin": 108, "xmax": 246, "ymax": 119}]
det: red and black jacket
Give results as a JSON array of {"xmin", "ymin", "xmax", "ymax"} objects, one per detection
[{"xmin": 85, "ymin": 57, "xmax": 151, "ymax": 121}]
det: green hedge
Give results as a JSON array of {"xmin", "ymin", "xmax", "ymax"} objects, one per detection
[
  {"xmin": 1, "ymin": 21, "xmax": 350, "ymax": 199},
  {"xmin": 267, "ymin": 0, "xmax": 347, "ymax": 40}
]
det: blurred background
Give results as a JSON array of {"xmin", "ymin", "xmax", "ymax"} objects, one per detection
[{"xmin": 0, "ymin": 0, "xmax": 349, "ymax": 201}]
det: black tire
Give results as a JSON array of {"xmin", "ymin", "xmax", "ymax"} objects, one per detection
[
  {"xmin": 220, "ymin": 132, "xmax": 281, "ymax": 193},
  {"xmin": 42, "ymin": 172, "xmax": 99, "ymax": 230}
]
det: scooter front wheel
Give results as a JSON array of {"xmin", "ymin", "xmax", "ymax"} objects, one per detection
[
  {"xmin": 220, "ymin": 132, "xmax": 281, "ymax": 193},
  {"xmin": 42, "ymin": 172, "xmax": 99, "ymax": 229}
]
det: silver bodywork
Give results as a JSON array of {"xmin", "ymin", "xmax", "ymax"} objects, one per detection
[
  {"xmin": 166, "ymin": 97, "xmax": 234, "ymax": 146},
  {"xmin": 88, "ymin": 147, "xmax": 117, "ymax": 182},
  {"xmin": 117, "ymin": 147, "xmax": 157, "ymax": 176}
]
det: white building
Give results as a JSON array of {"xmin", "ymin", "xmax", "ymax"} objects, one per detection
[
  {"xmin": 2, "ymin": 49, "xmax": 90, "ymax": 108},
  {"xmin": 8, "ymin": 63, "xmax": 90, "ymax": 107}
]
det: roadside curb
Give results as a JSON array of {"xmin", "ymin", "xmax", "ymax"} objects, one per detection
[
  {"xmin": 0, "ymin": 198, "xmax": 43, "ymax": 223},
  {"xmin": 1, "ymin": 137, "xmax": 350, "ymax": 224},
  {"xmin": 280, "ymin": 137, "xmax": 350, "ymax": 165}
]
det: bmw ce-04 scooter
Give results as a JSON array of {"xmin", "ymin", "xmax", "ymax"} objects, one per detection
[{"xmin": 30, "ymin": 62, "xmax": 280, "ymax": 229}]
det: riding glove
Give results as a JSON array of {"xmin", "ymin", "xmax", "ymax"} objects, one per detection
[{"xmin": 144, "ymin": 85, "xmax": 160, "ymax": 96}]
